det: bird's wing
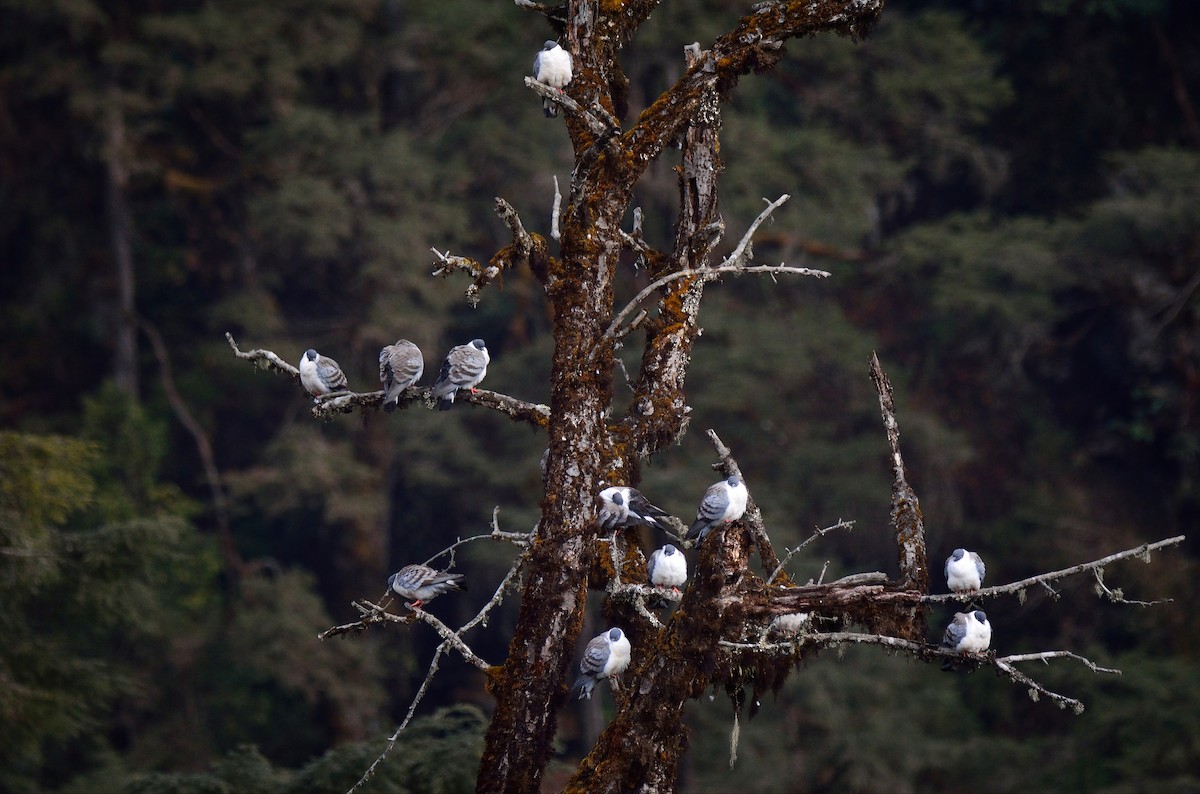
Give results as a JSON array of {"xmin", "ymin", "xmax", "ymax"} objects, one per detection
[
  {"xmin": 317, "ymin": 356, "xmax": 347, "ymax": 390},
  {"xmin": 580, "ymin": 634, "xmax": 610, "ymax": 675},
  {"xmin": 941, "ymin": 614, "xmax": 968, "ymax": 649},
  {"xmin": 628, "ymin": 489, "xmax": 670, "ymax": 519},
  {"xmin": 971, "ymin": 552, "xmax": 985, "ymax": 584},
  {"xmin": 397, "ymin": 564, "xmax": 437, "ymax": 590},
  {"xmin": 697, "ymin": 483, "xmax": 730, "ymax": 523},
  {"xmin": 646, "ymin": 550, "xmax": 660, "ymax": 582}
]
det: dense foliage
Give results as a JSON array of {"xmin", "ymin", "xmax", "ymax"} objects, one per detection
[{"xmin": 1, "ymin": 0, "xmax": 1196, "ymax": 790}]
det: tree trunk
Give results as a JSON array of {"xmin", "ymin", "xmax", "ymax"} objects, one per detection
[{"xmin": 104, "ymin": 89, "xmax": 138, "ymax": 398}]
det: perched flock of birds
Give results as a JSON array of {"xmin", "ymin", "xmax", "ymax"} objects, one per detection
[
  {"xmin": 316, "ymin": 38, "xmax": 991, "ymax": 702},
  {"xmin": 376, "ymin": 462, "xmax": 991, "ymax": 698},
  {"xmin": 299, "ymin": 338, "xmax": 489, "ymax": 412}
]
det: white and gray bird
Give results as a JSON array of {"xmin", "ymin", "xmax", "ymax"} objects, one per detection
[
  {"xmin": 945, "ymin": 548, "xmax": 986, "ymax": 594},
  {"xmin": 648, "ymin": 544, "xmax": 687, "ymax": 593},
  {"xmin": 597, "ymin": 486, "xmax": 671, "ymax": 533},
  {"xmin": 572, "ymin": 627, "xmax": 631, "ymax": 700},
  {"xmin": 431, "ymin": 339, "xmax": 489, "ymax": 411},
  {"xmin": 939, "ymin": 609, "xmax": 992, "ymax": 670},
  {"xmin": 685, "ymin": 476, "xmax": 748, "ymax": 543},
  {"xmin": 379, "ymin": 339, "xmax": 424, "ymax": 413},
  {"xmin": 299, "ymin": 348, "xmax": 349, "ymax": 397},
  {"xmin": 533, "ymin": 40, "xmax": 572, "ymax": 117},
  {"xmin": 388, "ymin": 564, "xmax": 467, "ymax": 610}
]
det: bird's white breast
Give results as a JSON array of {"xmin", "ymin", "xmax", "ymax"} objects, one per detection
[
  {"xmin": 538, "ymin": 47, "xmax": 572, "ymax": 89},
  {"xmin": 603, "ymin": 635, "xmax": 631, "ymax": 677}
]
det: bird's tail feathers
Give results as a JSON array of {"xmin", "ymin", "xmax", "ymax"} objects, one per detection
[
  {"xmin": 437, "ymin": 396, "xmax": 454, "ymax": 411},
  {"xmin": 543, "ymin": 98, "xmax": 557, "ymax": 118},
  {"xmin": 572, "ymin": 676, "xmax": 595, "ymax": 700}
]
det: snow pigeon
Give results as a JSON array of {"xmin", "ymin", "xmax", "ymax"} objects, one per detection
[
  {"xmin": 647, "ymin": 544, "xmax": 687, "ymax": 593},
  {"xmin": 299, "ymin": 348, "xmax": 348, "ymax": 397},
  {"xmin": 379, "ymin": 339, "xmax": 424, "ymax": 413},
  {"xmin": 388, "ymin": 564, "xmax": 467, "ymax": 610},
  {"xmin": 533, "ymin": 40, "xmax": 572, "ymax": 117},
  {"xmin": 431, "ymin": 339, "xmax": 489, "ymax": 411},
  {"xmin": 597, "ymin": 486, "xmax": 671, "ymax": 533},
  {"xmin": 939, "ymin": 609, "xmax": 992, "ymax": 671},
  {"xmin": 685, "ymin": 476, "xmax": 748, "ymax": 543},
  {"xmin": 572, "ymin": 627, "xmax": 631, "ymax": 700},
  {"xmin": 769, "ymin": 612, "xmax": 812, "ymax": 638},
  {"xmin": 944, "ymin": 548, "xmax": 986, "ymax": 594}
]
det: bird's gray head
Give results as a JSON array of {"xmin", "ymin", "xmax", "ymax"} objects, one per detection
[
  {"xmin": 972, "ymin": 610, "xmax": 988, "ymax": 623},
  {"xmin": 471, "ymin": 339, "xmax": 486, "ymax": 350},
  {"xmin": 304, "ymin": 349, "xmax": 318, "ymax": 361},
  {"xmin": 612, "ymin": 492, "xmax": 624, "ymax": 506},
  {"xmin": 607, "ymin": 627, "xmax": 623, "ymax": 642},
  {"xmin": 950, "ymin": 548, "xmax": 966, "ymax": 561},
  {"xmin": 542, "ymin": 40, "xmax": 557, "ymax": 50},
  {"xmin": 726, "ymin": 476, "xmax": 741, "ymax": 487},
  {"xmin": 663, "ymin": 544, "xmax": 677, "ymax": 556}
]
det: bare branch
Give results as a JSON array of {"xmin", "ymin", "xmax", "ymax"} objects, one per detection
[
  {"xmin": 622, "ymin": 0, "xmax": 886, "ymax": 173},
  {"xmin": 408, "ymin": 608, "xmax": 490, "ymax": 670},
  {"xmin": 998, "ymin": 650, "xmax": 1122, "ymax": 675},
  {"xmin": 523, "ymin": 76, "xmax": 618, "ymax": 139},
  {"xmin": 767, "ymin": 519, "xmax": 856, "ymax": 584},
  {"xmin": 597, "ymin": 263, "xmax": 830, "ymax": 352},
  {"xmin": 513, "ymin": 0, "xmax": 566, "ymax": 23},
  {"xmin": 719, "ymin": 630, "xmax": 1105, "ymax": 714},
  {"xmin": 225, "ymin": 331, "xmax": 299, "ymax": 380},
  {"xmin": 724, "ymin": 194, "xmax": 790, "ymax": 267},
  {"xmin": 433, "ymin": 198, "xmax": 550, "ymax": 305},
  {"xmin": 349, "ymin": 643, "xmax": 448, "ymax": 794},
  {"xmin": 922, "ymin": 535, "xmax": 1185, "ymax": 604},
  {"xmin": 870, "ymin": 352, "xmax": 928, "ymax": 598}
]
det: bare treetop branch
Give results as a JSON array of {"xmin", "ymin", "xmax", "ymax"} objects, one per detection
[{"xmin": 621, "ymin": 0, "xmax": 886, "ymax": 176}]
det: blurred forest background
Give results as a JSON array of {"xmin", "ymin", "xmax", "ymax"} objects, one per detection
[{"xmin": 2, "ymin": 0, "xmax": 1198, "ymax": 791}]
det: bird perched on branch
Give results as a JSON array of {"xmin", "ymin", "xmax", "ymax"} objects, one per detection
[
  {"xmin": 685, "ymin": 476, "xmax": 748, "ymax": 543},
  {"xmin": 945, "ymin": 548, "xmax": 986, "ymax": 594},
  {"xmin": 388, "ymin": 564, "xmax": 467, "ymax": 610},
  {"xmin": 648, "ymin": 544, "xmax": 687, "ymax": 595},
  {"xmin": 431, "ymin": 339, "xmax": 489, "ymax": 410},
  {"xmin": 597, "ymin": 486, "xmax": 671, "ymax": 533},
  {"xmin": 572, "ymin": 627, "xmax": 631, "ymax": 700},
  {"xmin": 379, "ymin": 339, "xmax": 424, "ymax": 413},
  {"xmin": 298, "ymin": 348, "xmax": 348, "ymax": 397},
  {"xmin": 939, "ymin": 609, "xmax": 992, "ymax": 671},
  {"xmin": 533, "ymin": 40, "xmax": 572, "ymax": 117}
]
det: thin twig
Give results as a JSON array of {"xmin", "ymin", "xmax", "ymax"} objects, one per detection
[
  {"xmin": 348, "ymin": 644, "xmax": 447, "ymax": 793},
  {"xmin": 767, "ymin": 519, "xmax": 855, "ymax": 584},
  {"xmin": 998, "ymin": 650, "xmax": 1122, "ymax": 674},
  {"xmin": 1093, "ymin": 566, "xmax": 1172, "ymax": 606},
  {"xmin": 598, "ymin": 263, "xmax": 829, "ymax": 350}
]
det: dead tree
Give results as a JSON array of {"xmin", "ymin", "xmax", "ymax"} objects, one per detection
[{"xmin": 229, "ymin": 1, "xmax": 1184, "ymax": 792}]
